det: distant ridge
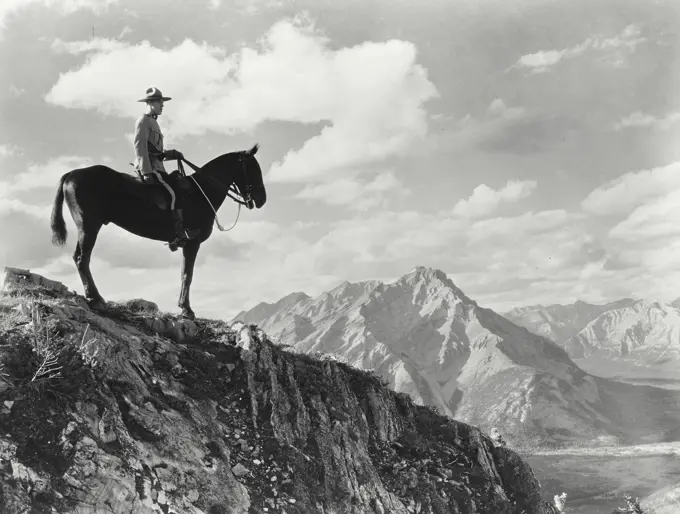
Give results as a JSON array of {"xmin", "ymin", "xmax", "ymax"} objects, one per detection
[
  {"xmin": 503, "ymin": 298, "xmax": 637, "ymax": 346},
  {"xmin": 506, "ymin": 298, "xmax": 680, "ymax": 364}
]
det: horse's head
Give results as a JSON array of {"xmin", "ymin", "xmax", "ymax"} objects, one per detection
[
  {"xmin": 236, "ymin": 143, "xmax": 266, "ymax": 210},
  {"xmin": 200, "ymin": 144, "xmax": 267, "ymax": 209}
]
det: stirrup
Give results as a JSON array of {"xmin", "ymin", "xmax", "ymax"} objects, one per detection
[
  {"xmin": 167, "ymin": 232, "xmax": 187, "ymax": 251},
  {"xmin": 167, "ymin": 237, "xmax": 185, "ymax": 252},
  {"xmin": 166, "ymin": 229, "xmax": 199, "ymax": 252}
]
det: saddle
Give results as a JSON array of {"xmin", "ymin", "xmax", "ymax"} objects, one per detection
[{"xmin": 131, "ymin": 170, "xmax": 192, "ymax": 211}]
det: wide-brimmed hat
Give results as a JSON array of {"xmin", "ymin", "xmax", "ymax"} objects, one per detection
[{"xmin": 137, "ymin": 86, "xmax": 172, "ymax": 103}]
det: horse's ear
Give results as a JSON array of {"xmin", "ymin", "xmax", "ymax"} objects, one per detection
[{"xmin": 247, "ymin": 143, "xmax": 259, "ymax": 156}]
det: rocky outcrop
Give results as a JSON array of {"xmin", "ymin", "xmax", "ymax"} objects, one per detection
[
  {"xmin": 2, "ymin": 266, "xmax": 69, "ymax": 295},
  {"xmin": 0, "ymin": 269, "xmax": 553, "ymax": 513}
]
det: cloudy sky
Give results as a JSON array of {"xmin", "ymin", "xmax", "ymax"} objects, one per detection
[{"xmin": 1, "ymin": 0, "xmax": 679, "ymax": 319}]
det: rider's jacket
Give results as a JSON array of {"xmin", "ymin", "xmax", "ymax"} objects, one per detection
[{"xmin": 133, "ymin": 113, "xmax": 166, "ymax": 176}]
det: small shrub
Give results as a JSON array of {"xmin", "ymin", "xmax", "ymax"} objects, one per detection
[
  {"xmin": 18, "ymin": 303, "xmax": 65, "ymax": 385},
  {"xmin": 553, "ymin": 492, "xmax": 567, "ymax": 513},
  {"xmin": 0, "ymin": 362, "xmax": 9, "ymax": 381},
  {"xmin": 75, "ymin": 324, "xmax": 100, "ymax": 369},
  {"xmin": 612, "ymin": 494, "xmax": 644, "ymax": 514},
  {"xmin": 0, "ymin": 305, "xmax": 27, "ymax": 336},
  {"xmin": 30, "ymin": 332, "xmax": 63, "ymax": 384}
]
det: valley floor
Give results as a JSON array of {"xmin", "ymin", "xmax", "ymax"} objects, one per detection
[
  {"xmin": 529, "ymin": 441, "xmax": 680, "ymax": 457},
  {"xmin": 525, "ymin": 442, "xmax": 680, "ymax": 514},
  {"xmin": 573, "ymin": 357, "xmax": 680, "ymax": 390}
]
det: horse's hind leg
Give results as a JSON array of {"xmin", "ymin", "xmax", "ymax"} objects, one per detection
[
  {"xmin": 178, "ymin": 241, "xmax": 200, "ymax": 320},
  {"xmin": 73, "ymin": 222, "xmax": 106, "ymax": 310}
]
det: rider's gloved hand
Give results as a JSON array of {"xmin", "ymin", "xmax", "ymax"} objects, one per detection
[{"xmin": 164, "ymin": 149, "xmax": 184, "ymax": 160}]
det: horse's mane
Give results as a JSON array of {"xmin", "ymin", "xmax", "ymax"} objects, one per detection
[{"xmin": 201, "ymin": 143, "xmax": 259, "ymax": 171}]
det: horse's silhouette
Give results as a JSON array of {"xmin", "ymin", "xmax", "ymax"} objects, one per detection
[{"xmin": 50, "ymin": 144, "xmax": 266, "ymax": 320}]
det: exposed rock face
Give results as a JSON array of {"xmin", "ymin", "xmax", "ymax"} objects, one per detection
[
  {"xmin": 2, "ymin": 266, "xmax": 69, "ymax": 295},
  {"xmin": 0, "ymin": 269, "xmax": 552, "ymax": 513}
]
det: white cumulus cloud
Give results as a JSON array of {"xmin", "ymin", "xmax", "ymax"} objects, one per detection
[
  {"xmin": 295, "ymin": 171, "xmax": 409, "ymax": 210},
  {"xmin": 614, "ymin": 110, "xmax": 680, "ymax": 131},
  {"xmin": 513, "ymin": 24, "xmax": 645, "ymax": 74},
  {"xmin": 6, "ymin": 155, "xmax": 93, "ymax": 194},
  {"xmin": 608, "ymin": 189, "xmax": 680, "ymax": 242},
  {"xmin": 0, "ymin": 155, "xmax": 94, "ymax": 213},
  {"xmin": 487, "ymin": 98, "xmax": 525, "ymax": 120},
  {"xmin": 452, "ymin": 179, "xmax": 537, "ymax": 219},
  {"xmin": 0, "ymin": 200, "xmax": 63, "ymax": 268},
  {"xmin": 44, "ymin": 17, "xmax": 437, "ymax": 183},
  {"xmin": 0, "ymin": 144, "xmax": 19, "ymax": 158},
  {"xmin": 0, "ymin": 0, "xmax": 117, "ymax": 35},
  {"xmin": 581, "ymin": 161, "xmax": 680, "ymax": 216}
]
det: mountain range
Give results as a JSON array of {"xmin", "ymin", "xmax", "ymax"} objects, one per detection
[
  {"xmin": 504, "ymin": 297, "xmax": 680, "ymax": 389},
  {"xmin": 232, "ymin": 267, "xmax": 680, "ymax": 447},
  {"xmin": 504, "ymin": 299, "xmax": 680, "ymax": 361},
  {"xmin": 503, "ymin": 299, "xmax": 638, "ymax": 347}
]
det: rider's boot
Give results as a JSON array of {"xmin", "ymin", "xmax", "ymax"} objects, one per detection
[{"xmin": 168, "ymin": 209, "xmax": 200, "ymax": 252}]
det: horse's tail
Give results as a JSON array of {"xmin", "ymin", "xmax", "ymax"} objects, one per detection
[{"xmin": 51, "ymin": 172, "xmax": 69, "ymax": 246}]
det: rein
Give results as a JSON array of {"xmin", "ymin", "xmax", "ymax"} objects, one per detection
[{"xmin": 177, "ymin": 156, "xmax": 252, "ymax": 232}]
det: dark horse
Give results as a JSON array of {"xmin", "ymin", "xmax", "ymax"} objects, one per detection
[{"xmin": 50, "ymin": 144, "xmax": 266, "ymax": 320}]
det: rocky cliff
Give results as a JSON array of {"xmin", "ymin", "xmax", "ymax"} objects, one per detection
[{"xmin": 0, "ymin": 268, "xmax": 553, "ymax": 514}]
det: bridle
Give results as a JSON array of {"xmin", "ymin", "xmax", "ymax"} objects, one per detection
[
  {"xmin": 178, "ymin": 154, "xmax": 253, "ymax": 206},
  {"xmin": 177, "ymin": 153, "xmax": 256, "ymax": 231},
  {"xmin": 230, "ymin": 156, "xmax": 255, "ymax": 209}
]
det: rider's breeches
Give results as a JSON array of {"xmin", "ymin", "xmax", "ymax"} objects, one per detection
[{"xmin": 146, "ymin": 170, "xmax": 177, "ymax": 210}]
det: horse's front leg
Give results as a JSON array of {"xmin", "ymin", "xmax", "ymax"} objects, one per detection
[{"xmin": 178, "ymin": 241, "xmax": 200, "ymax": 320}]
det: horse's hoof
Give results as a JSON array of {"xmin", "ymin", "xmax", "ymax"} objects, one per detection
[
  {"xmin": 180, "ymin": 309, "xmax": 195, "ymax": 321},
  {"xmin": 88, "ymin": 298, "xmax": 108, "ymax": 311}
]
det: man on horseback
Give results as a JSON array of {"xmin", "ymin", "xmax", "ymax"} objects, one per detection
[{"xmin": 133, "ymin": 86, "xmax": 198, "ymax": 251}]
